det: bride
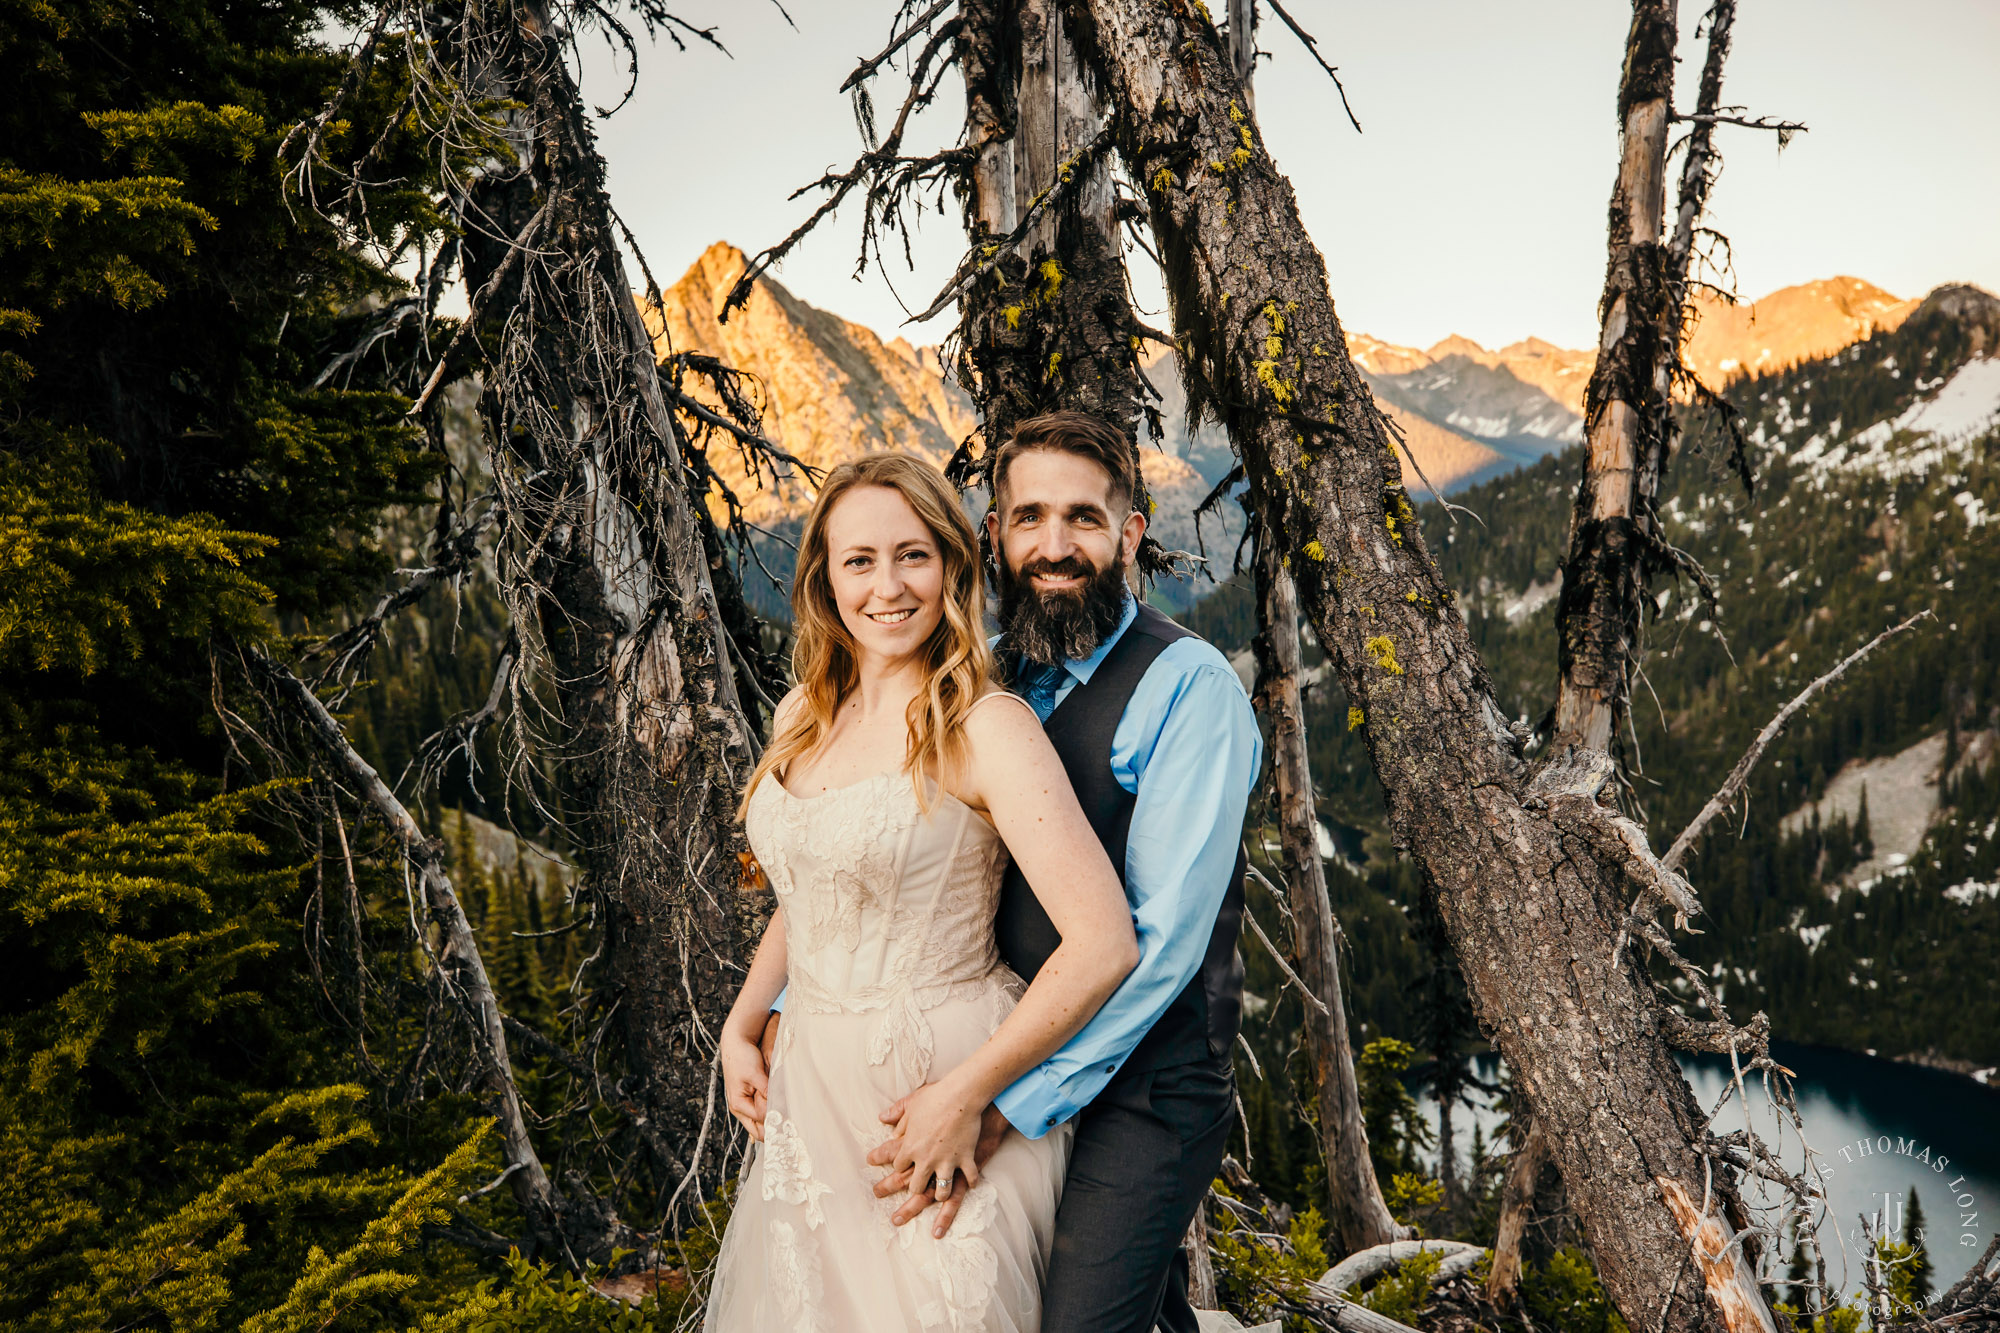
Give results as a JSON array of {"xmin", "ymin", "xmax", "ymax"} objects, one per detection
[{"xmin": 703, "ymin": 453, "xmax": 1138, "ymax": 1333}]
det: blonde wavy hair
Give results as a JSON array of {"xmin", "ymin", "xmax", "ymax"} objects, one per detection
[{"xmin": 743, "ymin": 454, "xmax": 993, "ymax": 815}]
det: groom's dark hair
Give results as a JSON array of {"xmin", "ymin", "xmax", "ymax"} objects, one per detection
[{"xmin": 990, "ymin": 411, "xmax": 1136, "ymax": 515}]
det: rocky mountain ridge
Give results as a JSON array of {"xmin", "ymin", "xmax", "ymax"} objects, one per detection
[{"xmin": 645, "ymin": 243, "xmax": 1933, "ymax": 512}]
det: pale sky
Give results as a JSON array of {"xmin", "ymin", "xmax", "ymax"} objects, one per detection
[{"xmin": 576, "ymin": 1, "xmax": 1999, "ymax": 353}]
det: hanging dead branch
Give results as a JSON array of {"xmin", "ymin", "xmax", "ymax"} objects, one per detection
[
  {"xmin": 718, "ymin": 9, "xmax": 968, "ymax": 322},
  {"xmin": 250, "ymin": 651, "xmax": 563, "ymax": 1231}
]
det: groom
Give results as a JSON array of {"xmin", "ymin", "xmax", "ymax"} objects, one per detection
[{"xmin": 874, "ymin": 411, "xmax": 1259, "ymax": 1333}]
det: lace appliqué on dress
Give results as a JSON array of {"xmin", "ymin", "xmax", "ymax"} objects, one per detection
[
  {"xmin": 920, "ymin": 1182, "xmax": 1001, "ymax": 1331},
  {"xmin": 760, "ymin": 1111, "xmax": 832, "ymax": 1230},
  {"xmin": 868, "ymin": 986, "xmax": 936, "ymax": 1089},
  {"xmin": 768, "ymin": 1218, "xmax": 830, "ymax": 1333}
]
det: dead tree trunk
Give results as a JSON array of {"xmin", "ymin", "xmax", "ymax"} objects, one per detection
[
  {"xmin": 1554, "ymin": 1, "xmax": 1753, "ymax": 757},
  {"xmin": 1228, "ymin": 1, "xmax": 1400, "ymax": 1258},
  {"xmin": 1485, "ymin": 1117, "xmax": 1548, "ymax": 1306},
  {"xmin": 1552, "ymin": 0, "xmax": 1676, "ymax": 755},
  {"xmin": 445, "ymin": 0, "xmax": 758, "ymax": 1202},
  {"xmin": 950, "ymin": 0, "xmax": 1170, "ymax": 572},
  {"xmin": 1250, "ymin": 542, "xmax": 1404, "ymax": 1254},
  {"xmin": 1066, "ymin": 4, "xmax": 1774, "ymax": 1329}
]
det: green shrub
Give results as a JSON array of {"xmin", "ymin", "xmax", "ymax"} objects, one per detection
[
  {"xmin": 1210, "ymin": 1202, "xmax": 1331, "ymax": 1333},
  {"xmin": 1522, "ymin": 1246, "xmax": 1632, "ymax": 1333},
  {"xmin": 1355, "ymin": 1247, "xmax": 1441, "ymax": 1326}
]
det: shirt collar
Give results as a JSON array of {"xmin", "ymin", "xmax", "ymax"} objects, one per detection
[{"xmin": 1060, "ymin": 591, "xmax": 1138, "ymax": 686}]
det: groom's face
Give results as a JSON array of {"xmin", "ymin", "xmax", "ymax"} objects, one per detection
[{"xmin": 986, "ymin": 449, "xmax": 1147, "ymax": 666}]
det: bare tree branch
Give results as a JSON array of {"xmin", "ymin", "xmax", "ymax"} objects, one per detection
[
  {"xmin": 251, "ymin": 648, "xmax": 564, "ymax": 1236},
  {"xmin": 1261, "ymin": 0, "xmax": 1363, "ymax": 133},
  {"xmin": 839, "ymin": 0, "xmax": 957, "ymax": 92},
  {"xmin": 1662, "ymin": 612, "xmax": 1932, "ymax": 873}
]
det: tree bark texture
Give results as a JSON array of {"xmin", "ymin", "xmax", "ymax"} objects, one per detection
[
  {"xmin": 447, "ymin": 0, "xmax": 758, "ymax": 1206},
  {"xmin": 1226, "ymin": 4, "xmax": 1393, "ymax": 1253},
  {"xmin": 1251, "ymin": 534, "xmax": 1402, "ymax": 1254},
  {"xmin": 1552, "ymin": 0, "xmax": 1677, "ymax": 755},
  {"xmin": 1229, "ymin": 10, "xmax": 1395, "ymax": 1255},
  {"xmin": 952, "ymin": 0, "xmax": 1170, "ymax": 572},
  {"xmin": 1064, "ymin": 4, "xmax": 1774, "ymax": 1329}
]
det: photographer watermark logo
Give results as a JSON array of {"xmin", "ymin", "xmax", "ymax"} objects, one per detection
[{"xmin": 1822, "ymin": 1132, "xmax": 1982, "ymax": 1254}]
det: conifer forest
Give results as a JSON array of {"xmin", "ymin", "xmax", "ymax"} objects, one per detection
[{"xmin": 3, "ymin": 1, "xmax": 1996, "ymax": 1331}]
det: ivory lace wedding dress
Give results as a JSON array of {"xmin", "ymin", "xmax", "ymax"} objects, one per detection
[{"xmin": 704, "ymin": 717, "xmax": 1072, "ymax": 1333}]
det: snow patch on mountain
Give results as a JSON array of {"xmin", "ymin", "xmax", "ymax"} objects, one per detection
[
  {"xmin": 1780, "ymin": 730, "xmax": 2000, "ymax": 892},
  {"xmin": 1785, "ymin": 356, "xmax": 2000, "ymax": 491}
]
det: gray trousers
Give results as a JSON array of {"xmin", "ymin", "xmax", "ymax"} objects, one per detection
[{"xmin": 1039, "ymin": 1057, "xmax": 1237, "ymax": 1333}]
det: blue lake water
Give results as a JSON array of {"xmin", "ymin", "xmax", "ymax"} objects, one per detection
[{"xmin": 1416, "ymin": 1041, "xmax": 2000, "ymax": 1296}]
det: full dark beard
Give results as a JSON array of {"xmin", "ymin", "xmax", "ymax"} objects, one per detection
[{"xmin": 996, "ymin": 553, "xmax": 1130, "ymax": 668}]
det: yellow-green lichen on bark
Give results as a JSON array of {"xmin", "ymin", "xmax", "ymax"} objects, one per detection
[
  {"xmin": 1253, "ymin": 301, "xmax": 1296, "ymax": 407},
  {"xmin": 1036, "ymin": 257, "xmax": 1064, "ymax": 298},
  {"xmin": 1206, "ymin": 102, "xmax": 1256, "ymax": 174},
  {"xmin": 1364, "ymin": 634, "xmax": 1403, "ymax": 676},
  {"xmin": 1347, "ymin": 706, "xmax": 1365, "ymax": 732},
  {"xmin": 1383, "ymin": 488, "xmax": 1416, "ymax": 547},
  {"xmin": 1301, "ymin": 539, "xmax": 1326, "ymax": 562}
]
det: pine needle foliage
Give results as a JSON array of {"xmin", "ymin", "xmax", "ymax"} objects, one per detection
[{"xmin": 0, "ymin": 0, "xmax": 503, "ymax": 1326}]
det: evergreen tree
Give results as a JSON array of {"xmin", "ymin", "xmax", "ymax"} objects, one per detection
[
  {"xmin": 1905, "ymin": 1188, "xmax": 1934, "ymax": 1308},
  {"xmin": 1355, "ymin": 1037, "xmax": 1434, "ymax": 1187},
  {"xmin": 0, "ymin": 0, "xmax": 495, "ymax": 1324}
]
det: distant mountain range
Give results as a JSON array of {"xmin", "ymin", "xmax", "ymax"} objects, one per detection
[
  {"xmin": 1341, "ymin": 275, "xmax": 1923, "ymax": 491},
  {"xmin": 645, "ymin": 243, "xmax": 1933, "ymax": 513}
]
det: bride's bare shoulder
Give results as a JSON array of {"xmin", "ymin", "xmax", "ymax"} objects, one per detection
[
  {"xmin": 959, "ymin": 688, "xmax": 1052, "ymax": 762},
  {"xmin": 772, "ymin": 685, "xmax": 809, "ymax": 731}
]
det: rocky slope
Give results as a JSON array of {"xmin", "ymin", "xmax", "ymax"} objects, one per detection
[
  {"xmin": 646, "ymin": 245, "xmax": 1231, "ymax": 563},
  {"xmin": 1683, "ymin": 275, "xmax": 1918, "ymax": 388},
  {"xmin": 644, "ymin": 242, "xmax": 977, "ymax": 525}
]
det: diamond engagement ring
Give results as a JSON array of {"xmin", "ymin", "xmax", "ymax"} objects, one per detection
[{"xmin": 933, "ymin": 1168, "xmax": 954, "ymax": 1200}]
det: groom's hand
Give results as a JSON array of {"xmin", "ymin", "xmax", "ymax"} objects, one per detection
[{"xmin": 869, "ymin": 1099, "xmax": 1011, "ymax": 1236}]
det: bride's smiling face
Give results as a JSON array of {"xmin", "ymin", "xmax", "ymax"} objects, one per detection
[{"xmin": 823, "ymin": 484, "xmax": 947, "ymax": 667}]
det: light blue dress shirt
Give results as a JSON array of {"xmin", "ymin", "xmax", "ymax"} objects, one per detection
[
  {"xmin": 766, "ymin": 595, "xmax": 1262, "ymax": 1141},
  {"xmin": 991, "ymin": 594, "xmax": 1261, "ymax": 1139}
]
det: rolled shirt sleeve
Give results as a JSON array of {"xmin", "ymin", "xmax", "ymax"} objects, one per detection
[{"xmin": 994, "ymin": 640, "xmax": 1261, "ymax": 1138}]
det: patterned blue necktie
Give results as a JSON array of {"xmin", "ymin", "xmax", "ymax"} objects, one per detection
[{"xmin": 1022, "ymin": 663, "xmax": 1063, "ymax": 719}]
